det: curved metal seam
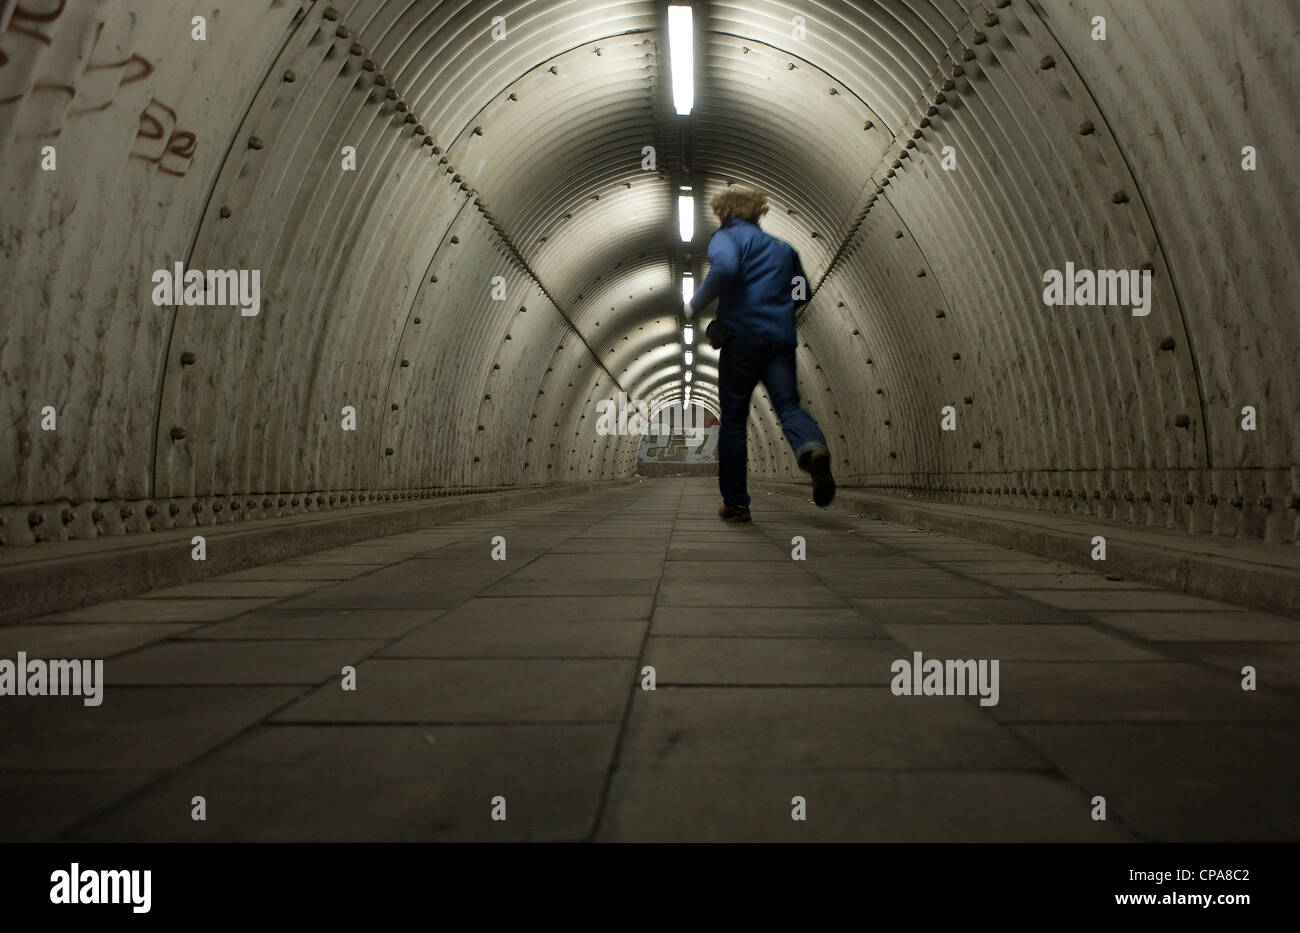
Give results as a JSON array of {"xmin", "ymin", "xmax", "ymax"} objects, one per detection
[
  {"xmin": 149, "ymin": 4, "xmax": 310, "ymax": 500},
  {"xmin": 1031, "ymin": 4, "xmax": 1212, "ymax": 469}
]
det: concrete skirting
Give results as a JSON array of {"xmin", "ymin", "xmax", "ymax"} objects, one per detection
[
  {"xmin": 756, "ymin": 481, "xmax": 1300, "ymax": 619},
  {"xmin": 0, "ymin": 480, "xmax": 631, "ymax": 624}
]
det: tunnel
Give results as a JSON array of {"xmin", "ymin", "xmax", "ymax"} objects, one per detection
[{"xmin": 1, "ymin": 0, "xmax": 1298, "ymax": 856}]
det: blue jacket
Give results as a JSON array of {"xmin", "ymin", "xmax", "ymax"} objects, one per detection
[{"xmin": 688, "ymin": 218, "xmax": 808, "ymax": 345}]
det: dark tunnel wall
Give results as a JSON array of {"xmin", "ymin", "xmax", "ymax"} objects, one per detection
[{"xmin": 1, "ymin": 0, "xmax": 1297, "ymax": 548}]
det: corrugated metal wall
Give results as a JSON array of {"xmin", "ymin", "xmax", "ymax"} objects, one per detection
[{"xmin": 1, "ymin": 0, "xmax": 1296, "ymax": 547}]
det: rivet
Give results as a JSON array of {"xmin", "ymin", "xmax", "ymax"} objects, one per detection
[
  {"xmin": 219, "ymin": 206, "xmax": 231, "ymax": 218},
  {"xmin": 1039, "ymin": 55, "xmax": 1055, "ymax": 70},
  {"xmin": 350, "ymin": 43, "xmax": 364, "ymax": 56},
  {"xmin": 1159, "ymin": 336, "xmax": 1176, "ymax": 351},
  {"xmin": 413, "ymin": 317, "xmax": 422, "ymax": 324},
  {"xmin": 385, "ymin": 447, "xmax": 394, "ymax": 456},
  {"xmin": 508, "ymin": 92, "xmax": 518, "ymax": 101},
  {"xmin": 985, "ymin": 12, "xmax": 1000, "ymax": 26},
  {"xmin": 964, "ymin": 395, "xmax": 973, "ymax": 404},
  {"xmin": 283, "ymin": 70, "xmax": 295, "ymax": 83},
  {"xmin": 926, "ymin": 106, "xmax": 939, "ymax": 117},
  {"xmin": 1111, "ymin": 190, "xmax": 1129, "ymax": 204},
  {"xmin": 374, "ymin": 75, "xmax": 386, "ymax": 87},
  {"xmin": 905, "ymin": 139, "xmax": 916, "ymax": 149},
  {"xmin": 787, "ymin": 63, "xmax": 796, "ymax": 70},
  {"xmin": 1230, "ymin": 494, "xmax": 1244, "ymax": 508},
  {"xmin": 936, "ymin": 310, "xmax": 946, "ymax": 318},
  {"xmin": 60, "ymin": 508, "xmax": 74, "ymax": 523},
  {"xmin": 886, "ymin": 169, "xmax": 895, "ymax": 177},
  {"xmin": 1205, "ymin": 493, "xmax": 1219, "ymax": 505},
  {"xmin": 828, "ymin": 87, "xmax": 838, "ymax": 95},
  {"xmin": 323, "ymin": 6, "xmax": 339, "ymax": 20},
  {"xmin": 1078, "ymin": 121, "xmax": 1094, "ymax": 135},
  {"xmin": 973, "ymin": 31, "xmax": 987, "ymax": 45},
  {"xmin": 1140, "ymin": 491, "xmax": 1152, "ymax": 502},
  {"xmin": 941, "ymin": 79, "xmax": 955, "ymax": 91},
  {"xmin": 952, "ymin": 352, "xmax": 961, "ymax": 360},
  {"xmin": 449, "ymin": 235, "xmax": 459, "ymax": 243},
  {"xmin": 950, "ymin": 64, "xmax": 964, "ymax": 78},
  {"xmin": 548, "ymin": 66, "xmax": 558, "ymax": 75},
  {"xmin": 212, "ymin": 501, "xmax": 224, "ymax": 513},
  {"xmin": 864, "ymin": 120, "xmax": 874, "ymax": 130},
  {"xmin": 400, "ymin": 359, "xmax": 410, "ymax": 367},
  {"xmin": 933, "ymin": 92, "xmax": 947, "ymax": 105},
  {"xmin": 1257, "ymin": 495, "xmax": 1272, "ymax": 508},
  {"xmin": 891, "ymin": 160, "xmax": 902, "ymax": 169},
  {"xmin": 1160, "ymin": 492, "xmax": 1172, "ymax": 504},
  {"xmin": 248, "ymin": 136, "xmax": 263, "ymax": 150},
  {"xmin": 895, "ymin": 231, "xmax": 903, "ymax": 238},
  {"xmin": 1123, "ymin": 490, "xmax": 1134, "ymax": 502},
  {"xmin": 180, "ymin": 351, "xmax": 197, "ymax": 365},
  {"xmin": 917, "ymin": 269, "xmax": 926, "ymax": 277},
  {"xmin": 473, "ymin": 126, "xmax": 483, "ymax": 135},
  {"xmin": 1174, "ymin": 413, "xmax": 1191, "ymax": 427},
  {"xmin": 416, "ymin": 125, "xmax": 426, "ymax": 135},
  {"xmin": 169, "ymin": 426, "xmax": 187, "ymax": 440},
  {"xmin": 170, "ymin": 503, "xmax": 182, "ymax": 516},
  {"xmin": 391, "ymin": 404, "xmax": 399, "ymax": 411},
  {"xmin": 145, "ymin": 504, "xmax": 158, "ymax": 517},
  {"xmin": 191, "ymin": 501, "xmax": 203, "ymax": 514},
  {"xmin": 335, "ymin": 25, "xmax": 350, "ymax": 38},
  {"xmin": 396, "ymin": 101, "xmax": 408, "ymax": 112},
  {"xmin": 424, "ymin": 137, "xmax": 434, "ymax": 146},
  {"xmin": 386, "ymin": 88, "xmax": 398, "ymax": 99},
  {"xmin": 972, "ymin": 441, "xmax": 982, "ymax": 450},
  {"xmin": 961, "ymin": 48, "xmax": 975, "ymax": 61}
]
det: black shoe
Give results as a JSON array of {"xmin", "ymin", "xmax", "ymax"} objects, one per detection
[
  {"xmin": 807, "ymin": 451, "xmax": 836, "ymax": 507},
  {"xmin": 718, "ymin": 504, "xmax": 752, "ymax": 522}
]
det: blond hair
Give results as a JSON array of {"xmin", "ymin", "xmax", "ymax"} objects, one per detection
[{"xmin": 711, "ymin": 187, "xmax": 768, "ymax": 224}]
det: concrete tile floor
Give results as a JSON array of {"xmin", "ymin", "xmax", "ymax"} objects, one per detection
[{"xmin": 2, "ymin": 478, "xmax": 1298, "ymax": 842}]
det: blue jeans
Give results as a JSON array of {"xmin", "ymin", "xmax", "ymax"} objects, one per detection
[{"xmin": 718, "ymin": 335, "xmax": 829, "ymax": 508}]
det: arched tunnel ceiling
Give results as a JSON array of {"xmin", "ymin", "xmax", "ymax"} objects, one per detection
[{"xmin": 1, "ymin": 0, "xmax": 1297, "ymax": 547}]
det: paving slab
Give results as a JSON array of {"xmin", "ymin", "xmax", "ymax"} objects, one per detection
[
  {"xmin": 1091, "ymin": 611, "xmax": 1300, "ymax": 642},
  {"xmin": 0, "ymin": 686, "xmax": 301, "ymax": 770},
  {"xmin": 988, "ymin": 661, "xmax": 1300, "ymax": 723},
  {"xmin": 0, "ymin": 771, "xmax": 159, "ymax": 842},
  {"xmin": 65, "ymin": 725, "xmax": 618, "ymax": 842},
  {"xmin": 882, "ymin": 624, "xmax": 1163, "ymax": 661},
  {"xmin": 643, "ymin": 636, "xmax": 901, "ymax": 684},
  {"xmin": 272, "ymin": 659, "xmax": 636, "ymax": 723},
  {"xmin": 597, "ymin": 770, "xmax": 1136, "ymax": 842},
  {"xmin": 378, "ymin": 616, "xmax": 648, "ymax": 659},
  {"xmin": 176, "ymin": 608, "xmax": 442, "ymax": 640},
  {"xmin": 650, "ymin": 606, "xmax": 884, "ymax": 638},
  {"xmin": 104, "ymin": 639, "xmax": 386, "ymax": 685},
  {"xmin": 616, "ymin": 687, "xmax": 1045, "ymax": 771},
  {"xmin": 19, "ymin": 598, "xmax": 284, "ymax": 624},
  {"xmin": 1012, "ymin": 723, "xmax": 1300, "ymax": 841},
  {"xmin": 0, "ymin": 623, "xmax": 197, "ymax": 659}
]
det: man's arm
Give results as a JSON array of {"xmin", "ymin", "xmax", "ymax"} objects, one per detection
[{"xmin": 688, "ymin": 230, "xmax": 740, "ymax": 316}]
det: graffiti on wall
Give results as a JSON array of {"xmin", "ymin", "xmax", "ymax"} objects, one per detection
[{"xmin": 1, "ymin": 2, "xmax": 196, "ymax": 175}]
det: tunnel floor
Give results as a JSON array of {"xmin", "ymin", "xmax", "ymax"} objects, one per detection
[{"xmin": 2, "ymin": 477, "xmax": 1298, "ymax": 842}]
